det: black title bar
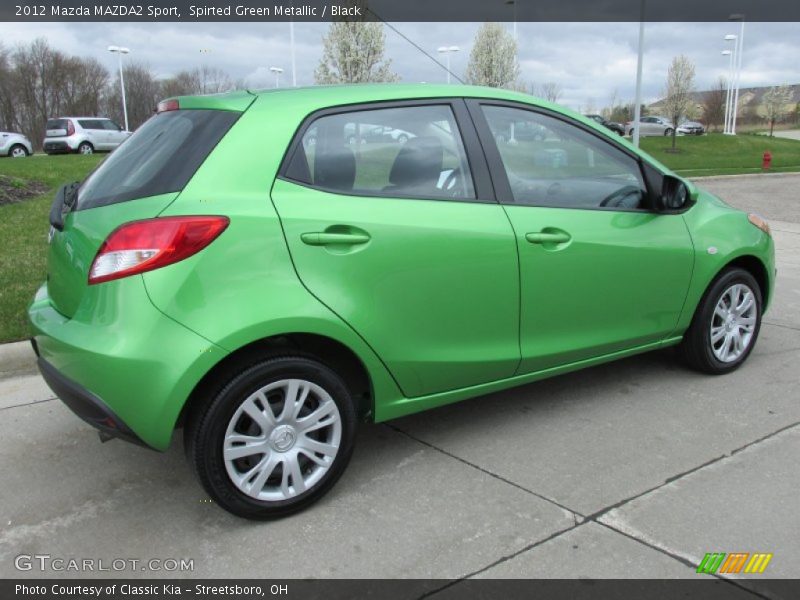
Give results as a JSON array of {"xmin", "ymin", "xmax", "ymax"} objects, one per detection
[{"xmin": 3, "ymin": 0, "xmax": 800, "ymax": 22}]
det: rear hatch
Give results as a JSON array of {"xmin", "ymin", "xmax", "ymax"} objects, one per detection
[
  {"xmin": 46, "ymin": 118, "xmax": 71, "ymax": 137},
  {"xmin": 46, "ymin": 95, "xmax": 251, "ymax": 318}
]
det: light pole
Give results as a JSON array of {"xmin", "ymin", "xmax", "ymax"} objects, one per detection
[
  {"xmin": 505, "ymin": 0, "xmax": 517, "ymax": 41},
  {"xmin": 437, "ymin": 46, "xmax": 460, "ymax": 84},
  {"xmin": 289, "ymin": 20, "xmax": 297, "ymax": 86},
  {"xmin": 721, "ymin": 50, "xmax": 734, "ymax": 134},
  {"xmin": 269, "ymin": 66, "xmax": 284, "ymax": 88},
  {"xmin": 107, "ymin": 45, "xmax": 130, "ymax": 131},
  {"xmin": 729, "ymin": 14, "xmax": 745, "ymax": 135}
]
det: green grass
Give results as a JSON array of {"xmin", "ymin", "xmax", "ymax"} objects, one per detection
[
  {"xmin": 639, "ymin": 133, "xmax": 800, "ymax": 177},
  {"xmin": 0, "ymin": 154, "xmax": 103, "ymax": 343}
]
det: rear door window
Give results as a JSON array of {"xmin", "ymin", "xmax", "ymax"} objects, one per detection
[
  {"xmin": 78, "ymin": 119, "xmax": 103, "ymax": 130},
  {"xmin": 285, "ymin": 104, "xmax": 476, "ymax": 201},
  {"xmin": 77, "ymin": 109, "xmax": 239, "ymax": 210}
]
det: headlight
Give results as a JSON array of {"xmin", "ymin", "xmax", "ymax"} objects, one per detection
[{"xmin": 748, "ymin": 213, "xmax": 771, "ymax": 236}]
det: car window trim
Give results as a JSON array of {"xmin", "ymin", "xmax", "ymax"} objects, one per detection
[
  {"xmin": 277, "ymin": 97, "xmax": 497, "ymax": 205},
  {"xmin": 465, "ymin": 98, "xmax": 660, "ymax": 213}
]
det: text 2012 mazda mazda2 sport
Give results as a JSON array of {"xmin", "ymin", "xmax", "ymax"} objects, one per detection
[{"xmin": 30, "ymin": 85, "xmax": 775, "ymax": 519}]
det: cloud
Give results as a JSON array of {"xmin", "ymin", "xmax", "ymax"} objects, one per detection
[{"xmin": 3, "ymin": 20, "xmax": 798, "ymax": 110}]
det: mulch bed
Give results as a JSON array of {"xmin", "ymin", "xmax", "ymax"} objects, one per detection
[{"xmin": 0, "ymin": 175, "xmax": 49, "ymax": 206}]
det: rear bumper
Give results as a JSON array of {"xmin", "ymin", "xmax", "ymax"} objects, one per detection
[
  {"xmin": 43, "ymin": 141, "xmax": 74, "ymax": 153},
  {"xmin": 36, "ymin": 353, "xmax": 147, "ymax": 447},
  {"xmin": 28, "ymin": 279, "xmax": 228, "ymax": 450}
]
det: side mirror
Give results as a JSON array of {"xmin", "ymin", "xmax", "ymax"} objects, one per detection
[{"xmin": 659, "ymin": 175, "xmax": 692, "ymax": 211}]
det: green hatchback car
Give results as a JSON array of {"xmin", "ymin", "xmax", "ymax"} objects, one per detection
[{"xmin": 30, "ymin": 84, "xmax": 775, "ymax": 519}]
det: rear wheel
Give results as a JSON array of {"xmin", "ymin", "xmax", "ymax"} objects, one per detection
[
  {"xmin": 186, "ymin": 357, "xmax": 357, "ymax": 519},
  {"xmin": 679, "ymin": 267, "xmax": 762, "ymax": 374},
  {"xmin": 664, "ymin": 128, "xmax": 674, "ymax": 136},
  {"xmin": 9, "ymin": 144, "xmax": 29, "ymax": 158},
  {"xmin": 78, "ymin": 142, "xmax": 93, "ymax": 155}
]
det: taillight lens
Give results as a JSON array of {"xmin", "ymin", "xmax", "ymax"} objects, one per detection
[
  {"xmin": 88, "ymin": 216, "xmax": 229, "ymax": 285},
  {"xmin": 66, "ymin": 120, "xmax": 75, "ymax": 136}
]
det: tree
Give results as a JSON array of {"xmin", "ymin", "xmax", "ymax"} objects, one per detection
[
  {"xmin": 160, "ymin": 66, "xmax": 234, "ymax": 98},
  {"xmin": 702, "ymin": 77, "xmax": 727, "ymax": 132},
  {"xmin": 465, "ymin": 22, "xmax": 519, "ymax": 88},
  {"xmin": 314, "ymin": 21, "xmax": 398, "ymax": 84},
  {"xmin": 662, "ymin": 55, "xmax": 696, "ymax": 151},
  {"xmin": 537, "ymin": 82, "xmax": 563, "ymax": 103},
  {"xmin": 762, "ymin": 84, "xmax": 793, "ymax": 136},
  {"xmin": 106, "ymin": 62, "xmax": 160, "ymax": 130}
]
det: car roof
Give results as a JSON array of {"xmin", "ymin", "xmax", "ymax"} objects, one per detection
[{"xmin": 171, "ymin": 83, "xmax": 573, "ymax": 116}]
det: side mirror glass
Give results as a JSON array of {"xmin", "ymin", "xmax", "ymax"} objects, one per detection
[{"xmin": 660, "ymin": 175, "xmax": 690, "ymax": 211}]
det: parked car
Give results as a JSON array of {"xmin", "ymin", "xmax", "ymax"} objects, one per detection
[
  {"xmin": 30, "ymin": 85, "xmax": 775, "ymax": 520},
  {"xmin": 43, "ymin": 117, "xmax": 131, "ymax": 155},
  {"xmin": 678, "ymin": 121, "xmax": 705, "ymax": 135},
  {"xmin": 625, "ymin": 116, "xmax": 675, "ymax": 137},
  {"xmin": 584, "ymin": 114, "xmax": 625, "ymax": 136},
  {"xmin": 0, "ymin": 131, "xmax": 33, "ymax": 157},
  {"xmin": 493, "ymin": 120, "xmax": 549, "ymax": 143}
]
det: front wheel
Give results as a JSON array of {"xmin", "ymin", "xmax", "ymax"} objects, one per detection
[
  {"xmin": 679, "ymin": 268, "xmax": 762, "ymax": 374},
  {"xmin": 186, "ymin": 357, "xmax": 357, "ymax": 519}
]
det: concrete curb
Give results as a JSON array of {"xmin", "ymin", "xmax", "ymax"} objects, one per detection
[
  {"xmin": 0, "ymin": 340, "xmax": 38, "ymax": 380},
  {"xmin": 689, "ymin": 172, "xmax": 800, "ymax": 181}
]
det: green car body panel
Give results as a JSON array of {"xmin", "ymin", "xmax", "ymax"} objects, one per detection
[{"xmin": 28, "ymin": 84, "xmax": 775, "ymax": 452}]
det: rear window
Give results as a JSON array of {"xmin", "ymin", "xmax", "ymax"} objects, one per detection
[
  {"xmin": 77, "ymin": 109, "xmax": 239, "ymax": 211},
  {"xmin": 46, "ymin": 119, "xmax": 69, "ymax": 130},
  {"xmin": 78, "ymin": 119, "xmax": 103, "ymax": 130}
]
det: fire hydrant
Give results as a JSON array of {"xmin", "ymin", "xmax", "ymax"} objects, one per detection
[{"xmin": 762, "ymin": 150, "xmax": 772, "ymax": 171}]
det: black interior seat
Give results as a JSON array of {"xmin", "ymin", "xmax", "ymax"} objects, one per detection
[
  {"xmin": 314, "ymin": 145, "xmax": 356, "ymax": 192},
  {"xmin": 383, "ymin": 136, "xmax": 443, "ymax": 197}
]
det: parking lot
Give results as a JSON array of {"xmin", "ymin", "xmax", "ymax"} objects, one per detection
[{"xmin": 0, "ymin": 173, "xmax": 798, "ymax": 594}]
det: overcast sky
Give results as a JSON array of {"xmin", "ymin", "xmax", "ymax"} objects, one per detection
[{"xmin": 3, "ymin": 21, "xmax": 799, "ymax": 110}]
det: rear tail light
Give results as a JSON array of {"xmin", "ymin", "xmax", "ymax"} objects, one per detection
[
  {"xmin": 66, "ymin": 120, "xmax": 75, "ymax": 136},
  {"xmin": 88, "ymin": 216, "xmax": 229, "ymax": 285}
]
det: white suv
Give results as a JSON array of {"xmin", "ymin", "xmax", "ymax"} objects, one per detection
[{"xmin": 43, "ymin": 117, "xmax": 131, "ymax": 155}]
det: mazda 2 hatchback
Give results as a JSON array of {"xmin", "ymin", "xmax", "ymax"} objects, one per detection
[{"xmin": 30, "ymin": 85, "xmax": 775, "ymax": 519}]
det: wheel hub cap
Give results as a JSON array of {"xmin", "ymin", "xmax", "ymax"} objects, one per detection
[
  {"xmin": 270, "ymin": 425, "xmax": 297, "ymax": 452},
  {"xmin": 710, "ymin": 283, "xmax": 757, "ymax": 363},
  {"xmin": 222, "ymin": 378, "xmax": 342, "ymax": 502}
]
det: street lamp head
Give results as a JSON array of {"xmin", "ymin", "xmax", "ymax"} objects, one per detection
[
  {"xmin": 269, "ymin": 67, "xmax": 284, "ymax": 74},
  {"xmin": 448, "ymin": 46, "xmax": 460, "ymax": 52},
  {"xmin": 724, "ymin": 34, "xmax": 737, "ymax": 41},
  {"xmin": 108, "ymin": 46, "xmax": 130, "ymax": 54},
  {"xmin": 721, "ymin": 50, "xmax": 732, "ymax": 55}
]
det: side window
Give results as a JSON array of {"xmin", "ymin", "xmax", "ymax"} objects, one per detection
[
  {"xmin": 481, "ymin": 105, "xmax": 647, "ymax": 210},
  {"xmin": 285, "ymin": 104, "xmax": 476, "ymax": 200},
  {"xmin": 78, "ymin": 119, "xmax": 96, "ymax": 130},
  {"xmin": 102, "ymin": 120, "xmax": 121, "ymax": 131}
]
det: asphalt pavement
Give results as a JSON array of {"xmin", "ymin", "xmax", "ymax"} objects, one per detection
[{"xmin": 1, "ymin": 174, "xmax": 798, "ymax": 595}]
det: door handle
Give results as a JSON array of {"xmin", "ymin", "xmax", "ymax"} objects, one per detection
[
  {"xmin": 525, "ymin": 231, "xmax": 571, "ymax": 244},
  {"xmin": 301, "ymin": 232, "xmax": 371, "ymax": 246}
]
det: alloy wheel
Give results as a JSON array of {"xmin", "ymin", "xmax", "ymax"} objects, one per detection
[
  {"xmin": 709, "ymin": 283, "xmax": 757, "ymax": 363},
  {"xmin": 223, "ymin": 379, "xmax": 342, "ymax": 502}
]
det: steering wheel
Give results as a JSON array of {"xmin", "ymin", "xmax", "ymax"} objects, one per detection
[{"xmin": 599, "ymin": 185, "xmax": 642, "ymax": 208}]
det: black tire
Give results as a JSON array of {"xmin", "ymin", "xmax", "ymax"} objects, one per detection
[
  {"xmin": 186, "ymin": 357, "xmax": 357, "ymax": 520},
  {"xmin": 664, "ymin": 128, "xmax": 674, "ymax": 136},
  {"xmin": 679, "ymin": 267, "xmax": 762, "ymax": 375},
  {"xmin": 9, "ymin": 144, "xmax": 29, "ymax": 158},
  {"xmin": 77, "ymin": 142, "xmax": 93, "ymax": 154},
  {"xmin": 398, "ymin": 134, "xmax": 409, "ymax": 144}
]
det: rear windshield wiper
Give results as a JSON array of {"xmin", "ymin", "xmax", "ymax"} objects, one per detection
[{"xmin": 49, "ymin": 181, "xmax": 80, "ymax": 231}]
